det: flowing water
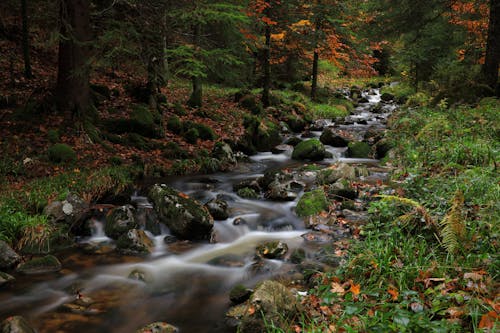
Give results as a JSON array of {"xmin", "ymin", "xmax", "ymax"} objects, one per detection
[{"xmin": 0, "ymin": 88, "xmax": 396, "ymax": 332}]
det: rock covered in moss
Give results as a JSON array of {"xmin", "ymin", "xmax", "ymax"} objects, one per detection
[
  {"xmin": 319, "ymin": 128, "xmax": 350, "ymax": 147},
  {"xmin": 265, "ymin": 180, "xmax": 304, "ymax": 201},
  {"xmin": 105, "ymin": 205, "xmax": 138, "ymax": 239},
  {"xmin": 237, "ymin": 187, "xmax": 259, "ymax": 199},
  {"xmin": 116, "ymin": 229, "xmax": 154, "ymax": 255},
  {"xmin": 295, "ymin": 189, "xmax": 329, "ymax": 217},
  {"xmin": 347, "ymin": 141, "xmax": 371, "ymax": 158},
  {"xmin": 149, "ymin": 184, "xmax": 214, "ymax": 240},
  {"xmin": 47, "ymin": 143, "xmax": 76, "ymax": 163},
  {"xmin": 136, "ymin": 322, "xmax": 179, "ymax": 333},
  {"xmin": 16, "ymin": 255, "xmax": 62, "ymax": 274},
  {"xmin": 44, "ymin": 193, "xmax": 90, "ymax": 227},
  {"xmin": 229, "ymin": 284, "xmax": 253, "ymax": 304},
  {"xmin": 0, "ymin": 316, "xmax": 37, "ymax": 333},
  {"xmin": 316, "ymin": 163, "xmax": 356, "ymax": 185},
  {"xmin": 212, "ymin": 142, "xmax": 236, "ymax": 166},
  {"xmin": 291, "ymin": 139, "xmax": 326, "ymax": 161},
  {"xmin": 0, "ymin": 241, "xmax": 21, "ymax": 269}
]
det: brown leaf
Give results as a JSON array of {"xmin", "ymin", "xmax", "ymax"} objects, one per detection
[
  {"xmin": 330, "ymin": 282, "xmax": 345, "ymax": 295},
  {"xmin": 387, "ymin": 285, "xmax": 399, "ymax": 301},
  {"xmin": 478, "ymin": 311, "xmax": 499, "ymax": 330},
  {"xmin": 349, "ymin": 280, "xmax": 361, "ymax": 296}
]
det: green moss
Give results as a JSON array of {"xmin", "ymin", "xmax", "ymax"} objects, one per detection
[
  {"xmin": 237, "ymin": 187, "xmax": 259, "ymax": 199},
  {"xmin": 47, "ymin": 129, "xmax": 60, "ymax": 143},
  {"xmin": 174, "ymin": 101, "xmax": 187, "ymax": 116},
  {"xmin": 347, "ymin": 141, "xmax": 371, "ymax": 158},
  {"xmin": 167, "ymin": 116, "xmax": 183, "ymax": 134},
  {"xmin": 194, "ymin": 123, "xmax": 217, "ymax": 141},
  {"xmin": 184, "ymin": 128, "xmax": 199, "ymax": 144},
  {"xmin": 292, "ymin": 139, "xmax": 326, "ymax": 161},
  {"xmin": 239, "ymin": 94, "xmax": 263, "ymax": 115},
  {"xmin": 47, "ymin": 144, "xmax": 76, "ymax": 163},
  {"xmin": 295, "ymin": 189, "xmax": 329, "ymax": 217}
]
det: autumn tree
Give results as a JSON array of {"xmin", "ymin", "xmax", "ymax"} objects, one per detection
[{"xmin": 56, "ymin": 0, "xmax": 91, "ymax": 122}]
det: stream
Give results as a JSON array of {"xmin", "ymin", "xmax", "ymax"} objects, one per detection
[{"xmin": 0, "ymin": 87, "xmax": 397, "ymax": 332}]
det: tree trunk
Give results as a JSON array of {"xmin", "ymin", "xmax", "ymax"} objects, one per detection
[
  {"xmin": 262, "ymin": 23, "xmax": 271, "ymax": 108},
  {"xmin": 21, "ymin": 0, "xmax": 33, "ymax": 79},
  {"xmin": 188, "ymin": 23, "xmax": 202, "ymax": 108},
  {"xmin": 481, "ymin": 0, "xmax": 500, "ymax": 96},
  {"xmin": 311, "ymin": 50, "xmax": 319, "ymax": 100},
  {"xmin": 56, "ymin": 0, "xmax": 91, "ymax": 122}
]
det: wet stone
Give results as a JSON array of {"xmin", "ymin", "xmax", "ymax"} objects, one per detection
[
  {"xmin": 0, "ymin": 316, "xmax": 36, "ymax": 333},
  {"xmin": 256, "ymin": 241, "xmax": 288, "ymax": 260},
  {"xmin": 16, "ymin": 255, "xmax": 62, "ymax": 274},
  {"xmin": 0, "ymin": 241, "xmax": 21, "ymax": 269},
  {"xmin": 136, "ymin": 322, "xmax": 179, "ymax": 333},
  {"xmin": 229, "ymin": 284, "xmax": 253, "ymax": 304},
  {"xmin": 0, "ymin": 271, "xmax": 14, "ymax": 287}
]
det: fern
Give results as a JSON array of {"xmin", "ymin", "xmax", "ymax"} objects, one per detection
[
  {"xmin": 377, "ymin": 194, "xmax": 436, "ymax": 228},
  {"xmin": 439, "ymin": 190, "xmax": 466, "ymax": 254}
]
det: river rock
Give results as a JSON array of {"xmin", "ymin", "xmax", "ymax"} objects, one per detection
[
  {"xmin": 265, "ymin": 180, "xmax": 304, "ymax": 201},
  {"xmin": 0, "ymin": 271, "xmax": 14, "ymax": 287},
  {"xmin": 256, "ymin": 241, "xmax": 288, "ymax": 259},
  {"xmin": 233, "ymin": 179, "xmax": 261, "ymax": 193},
  {"xmin": 327, "ymin": 179, "xmax": 358, "ymax": 201},
  {"xmin": 16, "ymin": 255, "xmax": 62, "ymax": 274},
  {"xmin": 374, "ymin": 138, "xmax": 393, "ymax": 159},
  {"xmin": 204, "ymin": 199, "xmax": 229, "ymax": 220},
  {"xmin": 291, "ymin": 139, "xmax": 326, "ymax": 161},
  {"xmin": 227, "ymin": 280, "xmax": 300, "ymax": 333},
  {"xmin": 105, "ymin": 205, "xmax": 138, "ymax": 239},
  {"xmin": 284, "ymin": 137, "xmax": 302, "ymax": 146},
  {"xmin": 229, "ymin": 284, "xmax": 253, "ymax": 304},
  {"xmin": 135, "ymin": 207, "xmax": 161, "ymax": 235},
  {"xmin": 271, "ymin": 144, "xmax": 291, "ymax": 154},
  {"xmin": 136, "ymin": 322, "xmax": 178, "ymax": 333},
  {"xmin": 43, "ymin": 193, "xmax": 90, "ymax": 227},
  {"xmin": 295, "ymin": 189, "xmax": 329, "ymax": 217},
  {"xmin": 381, "ymin": 92, "xmax": 394, "ymax": 102},
  {"xmin": 0, "ymin": 241, "xmax": 21, "ymax": 269},
  {"xmin": 258, "ymin": 169, "xmax": 292, "ymax": 191},
  {"xmin": 319, "ymin": 128, "xmax": 350, "ymax": 147},
  {"xmin": 316, "ymin": 163, "xmax": 356, "ymax": 185},
  {"xmin": 149, "ymin": 184, "xmax": 214, "ymax": 241},
  {"xmin": 347, "ymin": 141, "xmax": 372, "ymax": 158},
  {"xmin": 0, "ymin": 316, "xmax": 37, "ymax": 333},
  {"xmin": 212, "ymin": 142, "xmax": 236, "ymax": 166},
  {"xmin": 117, "ymin": 229, "xmax": 154, "ymax": 255}
]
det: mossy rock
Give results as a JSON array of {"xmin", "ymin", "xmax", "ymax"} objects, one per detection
[
  {"xmin": 0, "ymin": 316, "xmax": 37, "ymax": 333},
  {"xmin": 0, "ymin": 271, "xmax": 15, "ymax": 287},
  {"xmin": 149, "ymin": 184, "xmax": 214, "ymax": 240},
  {"xmin": 256, "ymin": 241, "xmax": 288, "ymax": 259},
  {"xmin": 291, "ymin": 139, "xmax": 326, "ymax": 161},
  {"xmin": 16, "ymin": 255, "xmax": 62, "ymax": 274},
  {"xmin": 347, "ymin": 141, "xmax": 371, "ymax": 158},
  {"xmin": 167, "ymin": 116, "xmax": 183, "ymax": 134},
  {"xmin": 239, "ymin": 94, "xmax": 263, "ymax": 115},
  {"xmin": 194, "ymin": 123, "xmax": 217, "ymax": 141},
  {"xmin": 183, "ymin": 127, "xmax": 199, "ymax": 144},
  {"xmin": 237, "ymin": 187, "xmax": 259, "ymax": 199},
  {"xmin": 163, "ymin": 142, "xmax": 190, "ymax": 159},
  {"xmin": 105, "ymin": 205, "xmax": 138, "ymax": 239},
  {"xmin": 130, "ymin": 105, "xmax": 162, "ymax": 137},
  {"xmin": 116, "ymin": 229, "xmax": 154, "ymax": 255},
  {"xmin": 229, "ymin": 284, "xmax": 253, "ymax": 304},
  {"xmin": 173, "ymin": 101, "xmax": 187, "ymax": 116},
  {"xmin": 296, "ymin": 189, "xmax": 329, "ymax": 217},
  {"xmin": 47, "ymin": 144, "xmax": 76, "ymax": 163},
  {"xmin": 285, "ymin": 116, "xmax": 307, "ymax": 133},
  {"xmin": 47, "ymin": 129, "xmax": 60, "ymax": 143},
  {"xmin": 135, "ymin": 322, "xmax": 178, "ymax": 333}
]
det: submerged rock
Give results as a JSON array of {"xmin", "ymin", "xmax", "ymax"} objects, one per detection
[
  {"xmin": 0, "ymin": 271, "xmax": 14, "ymax": 287},
  {"xmin": 136, "ymin": 322, "xmax": 178, "ymax": 333},
  {"xmin": 149, "ymin": 184, "xmax": 214, "ymax": 241},
  {"xmin": 0, "ymin": 316, "xmax": 37, "ymax": 333},
  {"xmin": 105, "ymin": 205, "xmax": 138, "ymax": 239},
  {"xmin": 0, "ymin": 241, "xmax": 21, "ymax": 269},
  {"xmin": 256, "ymin": 241, "xmax": 288, "ymax": 259},
  {"xmin": 16, "ymin": 255, "xmax": 62, "ymax": 274}
]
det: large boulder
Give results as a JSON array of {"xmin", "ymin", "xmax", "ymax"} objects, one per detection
[
  {"xmin": 43, "ymin": 193, "xmax": 90, "ymax": 227},
  {"xmin": 346, "ymin": 141, "xmax": 371, "ymax": 158},
  {"xmin": 16, "ymin": 255, "xmax": 62, "ymax": 274},
  {"xmin": 149, "ymin": 184, "xmax": 214, "ymax": 241},
  {"xmin": 319, "ymin": 128, "xmax": 350, "ymax": 147},
  {"xmin": 116, "ymin": 229, "xmax": 154, "ymax": 255},
  {"xmin": 226, "ymin": 280, "xmax": 300, "ymax": 333},
  {"xmin": 136, "ymin": 322, "xmax": 178, "ymax": 333},
  {"xmin": 0, "ymin": 316, "xmax": 37, "ymax": 333},
  {"xmin": 0, "ymin": 241, "xmax": 21, "ymax": 269},
  {"xmin": 105, "ymin": 205, "xmax": 138, "ymax": 239},
  {"xmin": 204, "ymin": 199, "xmax": 230, "ymax": 220},
  {"xmin": 291, "ymin": 139, "xmax": 326, "ymax": 161}
]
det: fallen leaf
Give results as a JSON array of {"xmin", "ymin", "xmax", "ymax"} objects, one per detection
[
  {"xmin": 247, "ymin": 306, "xmax": 255, "ymax": 315},
  {"xmin": 478, "ymin": 311, "xmax": 499, "ymax": 329},
  {"xmin": 447, "ymin": 307, "xmax": 465, "ymax": 318},
  {"xmin": 464, "ymin": 272, "xmax": 485, "ymax": 281},
  {"xmin": 387, "ymin": 285, "xmax": 399, "ymax": 301},
  {"xmin": 349, "ymin": 280, "xmax": 361, "ymax": 296},
  {"xmin": 330, "ymin": 282, "xmax": 345, "ymax": 294}
]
